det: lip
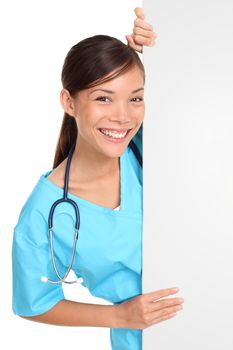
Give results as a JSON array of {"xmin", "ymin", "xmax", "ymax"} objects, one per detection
[
  {"xmin": 98, "ymin": 128, "xmax": 132, "ymax": 132},
  {"xmin": 98, "ymin": 128, "xmax": 132, "ymax": 143}
]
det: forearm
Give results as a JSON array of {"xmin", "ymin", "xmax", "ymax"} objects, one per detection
[{"xmin": 21, "ymin": 299, "xmax": 122, "ymax": 328}]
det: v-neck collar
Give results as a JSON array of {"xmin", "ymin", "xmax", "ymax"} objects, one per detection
[{"xmin": 40, "ymin": 148, "xmax": 127, "ymax": 214}]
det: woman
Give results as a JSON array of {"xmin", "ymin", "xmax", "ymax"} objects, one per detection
[{"xmin": 12, "ymin": 7, "xmax": 183, "ymax": 350}]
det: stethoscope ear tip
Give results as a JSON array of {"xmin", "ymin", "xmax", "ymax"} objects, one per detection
[
  {"xmin": 41, "ymin": 276, "xmax": 48, "ymax": 283},
  {"xmin": 40, "ymin": 275, "xmax": 84, "ymax": 284},
  {"xmin": 77, "ymin": 277, "xmax": 84, "ymax": 284}
]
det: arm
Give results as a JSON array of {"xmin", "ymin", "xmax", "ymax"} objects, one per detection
[
  {"xmin": 22, "ymin": 288, "xmax": 184, "ymax": 331},
  {"xmin": 126, "ymin": 7, "xmax": 157, "ymax": 53},
  {"xmin": 22, "ymin": 299, "xmax": 121, "ymax": 328}
]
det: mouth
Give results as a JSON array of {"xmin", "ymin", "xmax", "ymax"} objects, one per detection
[{"xmin": 98, "ymin": 128, "xmax": 133, "ymax": 143}]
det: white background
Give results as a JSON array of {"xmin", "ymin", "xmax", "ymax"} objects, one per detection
[
  {"xmin": 0, "ymin": 1, "xmax": 142, "ymax": 349},
  {"xmin": 143, "ymin": 0, "xmax": 233, "ymax": 348}
]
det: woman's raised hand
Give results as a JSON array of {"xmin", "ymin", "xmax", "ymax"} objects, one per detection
[
  {"xmin": 126, "ymin": 7, "xmax": 158, "ymax": 53},
  {"xmin": 115, "ymin": 287, "xmax": 184, "ymax": 330}
]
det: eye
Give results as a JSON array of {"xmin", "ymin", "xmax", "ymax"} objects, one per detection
[
  {"xmin": 131, "ymin": 97, "xmax": 144, "ymax": 102},
  {"xmin": 96, "ymin": 96, "xmax": 110, "ymax": 102}
]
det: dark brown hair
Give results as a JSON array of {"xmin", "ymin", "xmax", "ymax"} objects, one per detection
[{"xmin": 53, "ymin": 34, "xmax": 145, "ymax": 168}]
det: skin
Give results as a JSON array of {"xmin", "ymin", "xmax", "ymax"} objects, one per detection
[
  {"xmin": 47, "ymin": 7, "xmax": 157, "ymax": 208},
  {"xmin": 126, "ymin": 7, "xmax": 158, "ymax": 53},
  {"xmin": 22, "ymin": 7, "xmax": 184, "ymax": 327},
  {"xmin": 47, "ymin": 65, "xmax": 145, "ymax": 209}
]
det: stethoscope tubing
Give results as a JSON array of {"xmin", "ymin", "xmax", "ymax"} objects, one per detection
[{"xmin": 42, "ymin": 141, "xmax": 82, "ymax": 284}]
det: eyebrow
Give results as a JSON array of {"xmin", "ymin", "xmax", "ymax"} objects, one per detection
[{"xmin": 89, "ymin": 87, "xmax": 144, "ymax": 95}]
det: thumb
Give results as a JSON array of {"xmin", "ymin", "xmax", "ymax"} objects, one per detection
[{"xmin": 134, "ymin": 7, "xmax": 145, "ymax": 20}]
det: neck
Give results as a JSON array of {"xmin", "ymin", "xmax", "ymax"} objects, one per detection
[{"xmin": 70, "ymin": 137, "xmax": 119, "ymax": 182}]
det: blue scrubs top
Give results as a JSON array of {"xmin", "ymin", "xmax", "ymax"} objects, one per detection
[{"xmin": 12, "ymin": 125, "xmax": 143, "ymax": 350}]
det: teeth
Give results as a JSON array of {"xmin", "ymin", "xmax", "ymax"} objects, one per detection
[{"xmin": 100, "ymin": 129, "xmax": 128, "ymax": 138}]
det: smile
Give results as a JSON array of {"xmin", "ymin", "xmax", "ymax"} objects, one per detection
[{"xmin": 98, "ymin": 128, "xmax": 132, "ymax": 142}]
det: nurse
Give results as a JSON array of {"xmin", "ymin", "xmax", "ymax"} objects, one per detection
[{"xmin": 12, "ymin": 7, "xmax": 184, "ymax": 350}]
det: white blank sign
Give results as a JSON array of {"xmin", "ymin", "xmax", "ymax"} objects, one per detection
[{"xmin": 142, "ymin": 0, "xmax": 233, "ymax": 348}]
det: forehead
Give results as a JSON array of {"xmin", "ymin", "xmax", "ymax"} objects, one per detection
[{"xmin": 87, "ymin": 66, "xmax": 144, "ymax": 94}]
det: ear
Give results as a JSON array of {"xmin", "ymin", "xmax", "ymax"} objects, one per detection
[{"xmin": 60, "ymin": 88, "xmax": 76, "ymax": 117}]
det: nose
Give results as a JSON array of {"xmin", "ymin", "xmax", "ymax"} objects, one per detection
[{"xmin": 108, "ymin": 101, "xmax": 131, "ymax": 123}]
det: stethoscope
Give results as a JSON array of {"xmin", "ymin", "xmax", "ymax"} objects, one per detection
[
  {"xmin": 40, "ymin": 137, "xmax": 142, "ymax": 285},
  {"xmin": 41, "ymin": 141, "xmax": 83, "ymax": 285}
]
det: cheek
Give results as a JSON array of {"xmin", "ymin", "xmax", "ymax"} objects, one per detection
[
  {"xmin": 134, "ymin": 105, "xmax": 145, "ymax": 119},
  {"xmin": 88, "ymin": 106, "xmax": 110, "ymax": 125},
  {"xmin": 78, "ymin": 108, "xmax": 105, "ymax": 131}
]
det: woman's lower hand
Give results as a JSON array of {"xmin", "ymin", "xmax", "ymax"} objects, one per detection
[
  {"xmin": 114, "ymin": 287, "xmax": 184, "ymax": 330},
  {"xmin": 126, "ymin": 7, "xmax": 158, "ymax": 54}
]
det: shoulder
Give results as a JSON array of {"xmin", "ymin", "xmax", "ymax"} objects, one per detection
[
  {"xmin": 46, "ymin": 159, "xmax": 66, "ymax": 188},
  {"xmin": 13, "ymin": 172, "xmax": 58, "ymax": 246}
]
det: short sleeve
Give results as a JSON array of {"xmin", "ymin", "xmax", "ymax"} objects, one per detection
[{"xmin": 12, "ymin": 197, "xmax": 65, "ymax": 316}]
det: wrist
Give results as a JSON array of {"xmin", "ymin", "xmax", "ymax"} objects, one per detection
[{"xmin": 112, "ymin": 304, "xmax": 127, "ymax": 329}]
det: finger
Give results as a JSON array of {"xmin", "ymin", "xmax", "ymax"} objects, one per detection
[
  {"xmin": 134, "ymin": 7, "xmax": 145, "ymax": 20},
  {"xmin": 134, "ymin": 17, "xmax": 153, "ymax": 31},
  {"xmin": 150, "ymin": 312, "xmax": 177, "ymax": 327},
  {"xmin": 150, "ymin": 304, "xmax": 183, "ymax": 322},
  {"xmin": 151, "ymin": 301, "xmax": 183, "ymax": 317},
  {"xmin": 149, "ymin": 297, "xmax": 184, "ymax": 314},
  {"xmin": 130, "ymin": 41, "xmax": 143, "ymax": 54},
  {"xmin": 133, "ymin": 26, "xmax": 157, "ymax": 38},
  {"xmin": 133, "ymin": 34, "xmax": 156, "ymax": 47},
  {"xmin": 143, "ymin": 287, "xmax": 179, "ymax": 303},
  {"xmin": 126, "ymin": 35, "xmax": 143, "ymax": 53}
]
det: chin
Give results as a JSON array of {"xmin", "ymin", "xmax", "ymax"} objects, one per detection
[{"xmin": 100, "ymin": 145, "xmax": 127, "ymax": 159}]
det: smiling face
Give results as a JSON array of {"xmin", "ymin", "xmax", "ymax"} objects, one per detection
[{"xmin": 61, "ymin": 64, "xmax": 145, "ymax": 159}]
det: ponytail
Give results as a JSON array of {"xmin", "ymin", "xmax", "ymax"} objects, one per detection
[{"xmin": 52, "ymin": 113, "xmax": 77, "ymax": 169}]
